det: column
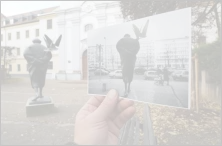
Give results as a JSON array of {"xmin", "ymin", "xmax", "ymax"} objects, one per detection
[
  {"xmin": 57, "ymin": 16, "xmax": 66, "ymax": 73},
  {"xmin": 114, "ymin": 12, "xmax": 124, "ymax": 24},
  {"xmin": 96, "ymin": 3, "xmax": 107, "ymax": 28},
  {"xmin": 71, "ymin": 18, "xmax": 81, "ymax": 73}
]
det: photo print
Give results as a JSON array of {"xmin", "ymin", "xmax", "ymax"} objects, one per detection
[{"xmin": 88, "ymin": 8, "xmax": 191, "ymax": 108}]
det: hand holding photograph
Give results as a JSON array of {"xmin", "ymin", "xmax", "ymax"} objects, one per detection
[{"xmin": 88, "ymin": 8, "xmax": 191, "ymax": 108}]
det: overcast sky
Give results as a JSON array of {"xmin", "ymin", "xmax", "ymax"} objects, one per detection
[
  {"xmin": 88, "ymin": 8, "xmax": 191, "ymax": 46},
  {"xmin": 1, "ymin": 1, "xmax": 61, "ymax": 16}
]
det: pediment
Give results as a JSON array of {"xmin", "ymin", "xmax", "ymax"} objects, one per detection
[{"xmin": 81, "ymin": 1, "xmax": 96, "ymax": 13}]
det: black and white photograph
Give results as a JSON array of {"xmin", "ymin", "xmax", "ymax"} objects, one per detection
[{"xmin": 88, "ymin": 8, "xmax": 191, "ymax": 108}]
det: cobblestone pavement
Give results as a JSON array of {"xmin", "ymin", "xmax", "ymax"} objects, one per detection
[{"xmin": 1, "ymin": 78, "xmax": 89, "ymax": 145}]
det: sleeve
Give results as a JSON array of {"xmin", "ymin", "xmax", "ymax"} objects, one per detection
[
  {"xmin": 116, "ymin": 39, "xmax": 133, "ymax": 55},
  {"xmin": 40, "ymin": 51, "xmax": 52, "ymax": 63},
  {"xmin": 116, "ymin": 39, "xmax": 124, "ymax": 54},
  {"xmin": 23, "ymin": 47, "xmax": 44, "ymax": 65}
]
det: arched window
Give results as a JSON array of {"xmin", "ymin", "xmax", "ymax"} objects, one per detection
[{"xmin": 85, "ymin": 24, "xmax": 93, "ymax": 32}]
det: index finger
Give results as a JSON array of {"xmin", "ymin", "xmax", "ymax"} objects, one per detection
[{"xmin": 81, "ymin": 96, "xmax": 105, "ymax": 112}]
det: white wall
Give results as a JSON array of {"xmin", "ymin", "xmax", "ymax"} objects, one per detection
[
  {"xmin": 1, "ymin": 23, "xmax": 40, "ymax": 57},
  {"xmin": 56, "ymin": 1, "xmax": 123, "ymax": 77},
  {"xmin": 38, "ymin": 17, "xmax": 60, "ymax": 54},
  {"xmin": 1, "ymin": 15, "xmax": 58, "ymax": 57}
]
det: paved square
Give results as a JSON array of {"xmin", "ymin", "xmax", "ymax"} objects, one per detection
[{"xmin": 1, "ymin": 78, "xmax": 88, "ymax": 145}]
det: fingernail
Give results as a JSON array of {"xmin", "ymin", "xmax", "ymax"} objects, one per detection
[{"xmin": 107, "ymin": 89, "xmax": 118, "ymax": 99}]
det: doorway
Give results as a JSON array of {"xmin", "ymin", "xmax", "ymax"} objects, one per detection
[{"xmin": 82, "ymin": 50, "xmax": 88, "ymax": 80}]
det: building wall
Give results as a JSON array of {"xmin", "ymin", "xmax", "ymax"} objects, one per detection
[
  {"xmin": 153, "ymin": 37, "xmax": 190, "ymax": 69},
  {"xmin": 3, "ymin": 55, "xmax": 59, "ymax": 74},
  {"xmin": 1, "ymin": 13, "xmax": 60, "ymax": 76},
  {"xmin": 1, "ymin": 21, "xmax": 39, "ymax": 51},
  {"xmin": 55, "ymin": 1, "xmax": 123, "ymax": 80}
]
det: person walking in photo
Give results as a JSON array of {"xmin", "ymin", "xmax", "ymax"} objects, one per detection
[{"xmin": 163, "ymin": 67, "xmax": 170, "ymax": 85}]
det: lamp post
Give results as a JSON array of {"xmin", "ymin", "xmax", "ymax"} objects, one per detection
[
  {"xmin": 165, "ymin": 44, "xmax": 171, "ymax": 68},
  {"xmin": 104, "ymin": 37, "xmax": 106, "ymax": 69},
  {"xmin": 146, "ymin": 46, "xmax": 149, "ymax": 70},
  {"xmin": 96, "ymin": 44, "xmax": 102, "ymax": 81}
]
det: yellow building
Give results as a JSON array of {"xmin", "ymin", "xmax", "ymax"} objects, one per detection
[{"xmin": 1, "ymin": 7, "xmax": 60, "ymax": 79}]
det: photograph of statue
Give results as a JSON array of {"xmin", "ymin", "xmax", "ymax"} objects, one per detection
[{"xmin": 87, "ymin": 8, "xmax": 191, "ymax": 108}]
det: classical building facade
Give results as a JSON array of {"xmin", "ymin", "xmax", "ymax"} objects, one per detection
[
  {"xmin": 55, "ymin": 1, "xmax": 123, "ymax": 80},
  {"xmin": 1, "ymin": 7, "xmax": 60, "ymax": 77},
  {"xmin": 1, "ymin": 1, "xmax": 219, "ymax": 79}
]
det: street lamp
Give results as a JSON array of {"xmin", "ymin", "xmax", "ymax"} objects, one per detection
[
  {"xmin": 104, "ymin": 37, "xmax": 107, "ymax": 68},
  {"xmin": 96, "ymin": 44, "xmax": 102, "ymax": 81},
  {"xmin": 164, "ymin": 44, "xmax": 171, "ymax": 68}
]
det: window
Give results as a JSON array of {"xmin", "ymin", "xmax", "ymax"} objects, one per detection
[
  {"xmin": 48, "ymin": 61, "xmax": 53, "ymax": 69},
  {"xmin": 17, "ymin": 32, "xmax": 20, "ymax": 39},
  {"xmin": 47, "ymin": 19, "xmax": 52, "ymax": 29},
  {"xmin": 5, "ymin": 20, "xmax": 10, "ymax": 25},
  {"xmin": 1, "ymin": 49, "xmax": 3, "ymax": 57},
  {"xmin": 17, "ymin": 48, "xmax": 20, "ymax": 56},
  {"xmin": 26, "ymin": 30, "xmax": 29, "ymax": 38},
  {"xmin": 17, "ymin": 64, "xmax": 21, "ymax": 72},
  {"xmin": 9, "ymin": 65, "xmax": 12, "ymax": 72},
  {"xmin": 184, "ymin": 71, "xmax": 188, "ymax": 75},
  {"xmin": 36, "ymin": 29, "xmax": 39, "ymax": 37},
  {"xmin": 8, "ymin": 33, "xmax": 11, "ymax": 40},
  {"xmin": 85, "ymin": 24, "xmax": 93, "ymax": 32},
  {"xmin": 1, "ymin": 34, "xmax": 3, "ymax": 41}
]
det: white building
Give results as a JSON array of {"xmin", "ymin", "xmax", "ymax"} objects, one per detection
[
  {"xmin": 153, "ymin": 37, "xmax": 190, "ymax": 69},
  {"xmin": 1, "ymin": 1, "xmax": 123, "ymax": 80},
  {"xmin": 1, "ymin": 6, "xmax": 60, "ymax": 77},
  {"xmin": 55, "ymin": 1, "xmax": 123, "ymax": 80}
]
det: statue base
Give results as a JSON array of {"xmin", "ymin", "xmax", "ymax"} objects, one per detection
[{"xmin": 26, "ymin": 96, "xmax": 55, "ymax": 117}]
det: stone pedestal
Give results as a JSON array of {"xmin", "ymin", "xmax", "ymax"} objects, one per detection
[{"xmin": 26, "ymin": 97, "xmax": 55, "ymax": 117}]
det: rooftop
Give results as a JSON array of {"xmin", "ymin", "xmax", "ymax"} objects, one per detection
[
  {"xmin": 1, "ymin": 6, "xmax": 59, "ymax": 27},
  {"xmin": 2, "ymin": 6, "xmax": 59, "ymax": 19}
]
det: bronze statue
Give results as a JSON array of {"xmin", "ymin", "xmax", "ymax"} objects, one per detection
[
  {"xmin": 116, "ymin": 20, "xmax": 149, "ymax": 97},
  {"xmin": 24, "ymin": 38, "xmax": 52, "ymax": 102}
]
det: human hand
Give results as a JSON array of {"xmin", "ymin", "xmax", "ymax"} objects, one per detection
[{"xmin": 74, "ymin": 89, "xmax": 136, "ymax": 145}]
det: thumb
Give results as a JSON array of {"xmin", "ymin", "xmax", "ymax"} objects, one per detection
[{"xmin": 93, "ymin": 89, "xmax": 119, "ymax": 121}]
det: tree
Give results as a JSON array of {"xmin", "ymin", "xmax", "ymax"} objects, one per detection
[
  {"xmin": 0, "ymin": 46, "xmax": 17, "ymax": 80},
  {"xmin": 193, "ymin": 40, "xmax": 221, "ymax": 84},
  {"xmin": 120, "ymin": 0, "xmax": 221, "ymax": 47}
]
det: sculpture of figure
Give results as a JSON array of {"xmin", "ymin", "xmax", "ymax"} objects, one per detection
[
  {"xmin": 116, "ymin": 20, "xmax": 149, "ymax": 97},
  {"xmin": 24, "ymin": 38, "xmax": 52, "ymax": 101}
]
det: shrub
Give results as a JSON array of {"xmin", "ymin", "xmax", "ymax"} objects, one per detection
[{"xmin": 193, "ymin": 41, "xmax": 221, "ymax": 84}]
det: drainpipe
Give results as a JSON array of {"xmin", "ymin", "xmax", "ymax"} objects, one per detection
[
  {"xmin": 3, "ymin": 27, "xmax": 7, "ymax": 69},
  {"xmin": 63, "ymin": 9, "xmax": 67, "ymax": 80},
  {"xmin": 104, "ymin": 3, "xmax": 108, "ymax": 68}
]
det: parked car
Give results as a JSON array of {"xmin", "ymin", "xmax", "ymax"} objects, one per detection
[
  {"xmin": 147, "ymin": 68, "xmax": 158, "ymax": 71},
  {"xmin": 109, "ymin": 70, "xmax": 122, "ymax": 78},
  {"xmin": 89, "ymin": 67, "xmax": 96, "ymax": 72},
  {"xmin": 101, "ymin": 68, "xmax": 110, "ymax": 73},
  {"xmin": 172, "ymin": 70, "xmax": 189, "ymax": 81},
  {"xmin": 134, "ymin": 67, "xmax": 147, "ymax": 75},
  {"xmin": 94, "ymin": 69, "xmax": 109, "ymax": 75},
  {"xmin": 144, "ymin": 71, "xmax": 158, "ymax": 80}
]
